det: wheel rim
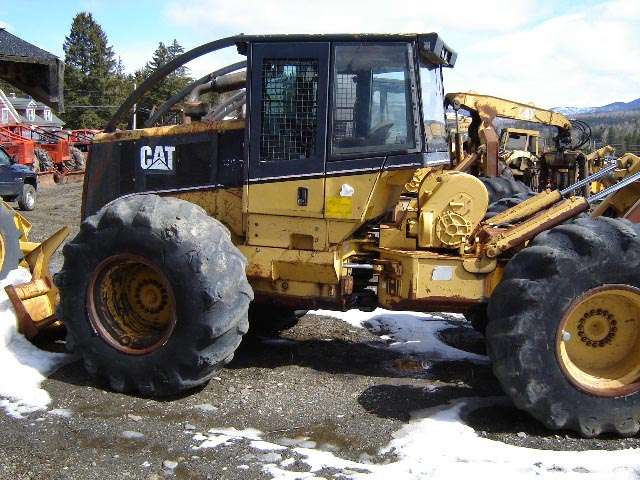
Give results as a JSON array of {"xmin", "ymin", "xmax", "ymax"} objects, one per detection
[
  {"xmin": 88, "ymin": 254, "xmax": 176, "ymax": 355},
  {"xmin": 557, "ymin": 285, "xmax": 640, "ymax": 397}
]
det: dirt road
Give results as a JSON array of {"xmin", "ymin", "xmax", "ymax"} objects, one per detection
[{"xmin": 0, "ymin": 183, "xmax": 636, "ymax": 479}]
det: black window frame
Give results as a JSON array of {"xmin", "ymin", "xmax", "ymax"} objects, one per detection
[
  {"xmin": 328, "ymin": 41, "xmax": 422, "ymax": 162},
  {"xmin": 248, "ymin": 42, "xmax": 330, "ymax": 182}
]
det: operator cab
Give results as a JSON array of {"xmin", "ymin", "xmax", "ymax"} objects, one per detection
[
  {"xmin": 500, "ymin": 128, "xmax": 540, "ymax": 156},
  {"xmin": 245, "ymin": 34, "xmax": 455, "ymax": 184}
]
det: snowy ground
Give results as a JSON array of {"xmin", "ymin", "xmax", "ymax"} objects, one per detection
[
  {"xmin": 0, "ymin": 268, "xmax": 69, "ymax": 418},
  {"xmin": 178, "ymin": 309, "xmax": 640, "ymax": 480},
  {"xmin": 1, "ymin": 283, "xmax": 639, "ymax": 479}
]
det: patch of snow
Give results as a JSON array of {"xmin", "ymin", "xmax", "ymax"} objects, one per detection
[
  {"xmin": 311, "ymin": 308, "xmax": 487, "ymax": 363},
  {"xmin": 120, "ymin": 430, "xmax": 145, "ymax": 441},
  {"xmin": 251, "ymin": 440, "xmax": 287, "ymax": 451},
  {"xmin": 0, "ymin": 268, "xmax": 70, "ymax": 418},
  {"xmin": 48, "ymin": 408, "xmax": 72, "ymax": 418},
  {"xmin": 292, "ymin": 446, "xmax": 367, "ymax": 473},
  {"xmin": 195, "ymin": 427, "xmax": 262, "ymax": 450},
  {"xmin": 193, "ymin": 403, "xmax": 218, "ymax": 412}
]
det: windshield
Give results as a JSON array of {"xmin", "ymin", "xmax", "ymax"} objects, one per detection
[{"xmin": 419, "ymin": 61, "xmax": 447, "ymax": 152}]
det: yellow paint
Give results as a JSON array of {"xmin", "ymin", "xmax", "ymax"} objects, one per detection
[
  {"xmin": 248, "ymin": 177, "xmax": 325, "ymax": 218},
  {"xmin": 417, "ymin": 170, "xmax": 488, "ymax": 249},
  {"xmin": 326, "ymin": 197, "xmax": 353, "ymax": 218}
]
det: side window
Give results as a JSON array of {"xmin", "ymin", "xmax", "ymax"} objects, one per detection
[
  {"xmin": 419, "ymin": 64, "xmax": 447, "ymax": 152},
  {"xmin": 26, "ymin": 108, "xmax": 35, "ymax": 122},
  {"xmin": 332, "ymin": 43, "xmax": 415, "ymax": 156},
  {"xmin": 0, "ymin": 148, "xmax": 10, "ymax": 166},
  {"xmin": 260, "ymin": 59, "xmax": 319, "ymax": 162},
  {"xmin": 1, "ymin": 108, "xmax": 8, "ymax": 123}
]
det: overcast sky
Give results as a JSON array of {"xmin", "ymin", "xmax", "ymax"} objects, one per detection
[{"xmin": 1, "ymin": 0, "xmax": 638, "ymax": 108}]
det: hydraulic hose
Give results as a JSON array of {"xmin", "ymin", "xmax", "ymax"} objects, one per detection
[{"xmin": 144, "ymin": 61, "xmax": 246, "ymax": 127}]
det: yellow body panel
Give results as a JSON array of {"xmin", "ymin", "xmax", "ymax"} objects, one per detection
[
  {"xmin": 376, "ymin": 248, "xmax": 492, "ymax": 312},
  {"xmin": 249, "ymin": 178, "xmax": 325, "ymax": 218}
]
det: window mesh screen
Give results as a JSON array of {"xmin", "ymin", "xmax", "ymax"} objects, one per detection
[
  {"xmin": 333, "ymin": 73, "xmax": 357, "ymax": 142},
  {"xmin": 260, "ymin": 59, "xmax": 319, "ymax": 162}
]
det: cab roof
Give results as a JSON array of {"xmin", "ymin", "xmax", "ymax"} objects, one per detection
[{"xmin": 236, "ymin": 33, "xmax": 456, "ymax": 67}]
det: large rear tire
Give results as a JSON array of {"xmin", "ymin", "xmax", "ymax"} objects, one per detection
[
  {"xmin": 487, "ymin": 217, "xmax": 640, "ymax": 437},
  {"xmin": 480, "ymin": 176, "xmax": 532, "ymax": 205},
  {"xmin": 55, "ymin": 194, "xmax": 253, "ymax": 396}
]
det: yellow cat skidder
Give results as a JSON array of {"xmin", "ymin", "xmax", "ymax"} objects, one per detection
[{"xmin": 4, "ymin": 33, "xmax": 640, "ymax": 438}]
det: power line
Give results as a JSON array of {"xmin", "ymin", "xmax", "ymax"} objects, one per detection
[{"xmin": 65, "ymin": 105, "xmax": 120, "ymax": 109}]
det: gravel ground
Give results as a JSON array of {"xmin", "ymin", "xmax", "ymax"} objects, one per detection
[{"xmin": 0, "ymin": 182, "xmax": 636, "ymax": 479}]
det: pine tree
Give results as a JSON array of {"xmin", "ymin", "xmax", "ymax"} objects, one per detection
[
  {"xmin": 137, "ymin": 39, "xmax": 192, "ymax": 126},
  {"xmin": 62, "ymin": 12, "xmax": 119, "ymax": 128}
]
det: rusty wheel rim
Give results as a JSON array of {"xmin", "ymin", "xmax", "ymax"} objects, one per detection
[
  {"xmin": 88, "ymin": 254, "xmax": 176, "ymax": 355},
  {"xmin": 556, "ymin": 285, "xmax": 640, "ymax": 397}
]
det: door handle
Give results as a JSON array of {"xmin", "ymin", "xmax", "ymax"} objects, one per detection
[{"xmin": 297, "ymin": 187, "xmax": 308, "ymax": 206}]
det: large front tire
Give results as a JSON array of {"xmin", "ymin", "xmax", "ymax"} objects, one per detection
[
  {"xmin": 55, "ymin": 194, "xmax": 253, "ymax": 396},
  {"xmin": 247, "ymin": 304, "xmax": 304, "ymax": 337},
  {"xmin": 487, "ymin": 217, "xmax": 640, "ymax": 437}
]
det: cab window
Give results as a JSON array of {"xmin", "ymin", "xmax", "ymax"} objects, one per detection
[
  {"xmin": 331, "ymin": 43, "xmax": 415, "ymax": 156},
  {"xmin": 419, "ymin": 62, "xmax": 447, "ymax": 152},
  {"xmin": 260, "ymin": 59, "xmax": 319, "ymax": 162}
]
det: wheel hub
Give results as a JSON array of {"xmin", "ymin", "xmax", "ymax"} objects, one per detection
[
  {"xmin": 557, "ymin": 285, "xmax": 640, "ymax": 397},
  {"xmin": 577, "ymin": 309, "xmax": 617, "ymax": 347},
  {"xmin": 88, "ymin": 254, "xmax": 176, "ymax": 355}
]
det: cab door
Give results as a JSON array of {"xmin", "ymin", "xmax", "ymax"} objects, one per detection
[{"xmin": 246, "ymin": 42, "xmax": 330, "ymax": 250}]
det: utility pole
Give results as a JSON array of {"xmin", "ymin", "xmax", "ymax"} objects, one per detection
[{"xmin": 132, "ymin": 82, "xmax": 137, "ymax": 129}]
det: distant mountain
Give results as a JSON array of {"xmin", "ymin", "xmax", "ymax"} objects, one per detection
[{"xmin": 552, "ymin": 98, "xmax": 640, "ymax": 116}]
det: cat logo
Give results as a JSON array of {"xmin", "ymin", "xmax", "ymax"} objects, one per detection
[{"xmin": 140, "ymin": 145, "xmax": 176, "ymax": 171}]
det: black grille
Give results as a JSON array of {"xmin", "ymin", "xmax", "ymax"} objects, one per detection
[
  {"xmin": 260, "ymin": 59, "xmax": 319, "ymax": 162},
  {"xmin": 333, "ymin": 73, "xmax": 357, "ymax": 142}
]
